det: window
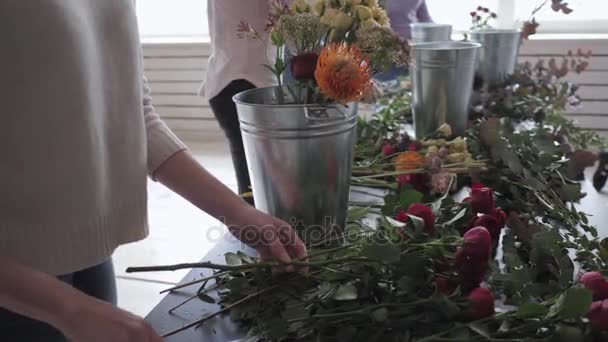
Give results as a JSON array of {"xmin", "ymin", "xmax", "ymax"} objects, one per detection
[
  {"xmin": 136, "ymin": 0, "xmax": 209, "ymax": 41},
  {"xmin": 514, "ymin": 0, "xmax": 608, "ymax": 34},
  {"xmin": 426, "ymin": 0, "xmax": 608, "ymax": 34}
]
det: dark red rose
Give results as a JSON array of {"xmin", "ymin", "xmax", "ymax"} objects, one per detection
[
  {"xmin": 291, "ymin": 53, "xmax": 319, "ymax": 81},
  {"xmin": 397, "ymin": 174, "xmax": 428, "ymax": 193},
  {"xmin": 435, "ymin": 276, "xmax": 457, "ymax": 295},
  {"xmin": 482, "ymin": 7, "xmax": 489, "ymax": 13},
  {"xmin": 490, "ymin": 208, "xmax": 506, "ymax": 229},
  {"xmin": 463, "ymin": 227, "xmax": 492, "ymax": 260},
  {"xmin": 468, "ymin": 288, "xmax": 495, "ymax": 319},
  {"xmin": 408, "ymin": 142, "xmax": 421, "ymax": 151},
  {"xmin": 581, "ymin": 272, "xmax": 608, "ymax": 301},
  {"xmin": 407, "ymin": 203, "xmax": 436, "ymax": 234},
  {"xmin": 470, "ymin": 187, "xmax": 495, "ymax": 214},
  {"xmin": 477, "ymin": 6, "xmax": 483, "ymax": 11},
  {"xmin": 470, "ymin": 11, "xmax": 477, "ymax": 17},
  {"xmin": 491, "ymin": 12, "xmax": 497, "ymax": 18},
  {"xmin": 588, "ymin": 300, "xmax": 608, "ymax": 331},
  {"xmin": 471, "ymin": 215, "xmax": 501, "ymax": 241},
  {"xmin": 471, "ymin": 183, "xmax": 486, "ymax": 190},
  {"xmin": 395, "ymin": 210, "xmax": 409, "ymax": 223},
  {"xmin": 382, "ymin": 144, "xmax": 396, "ymax": 156}
]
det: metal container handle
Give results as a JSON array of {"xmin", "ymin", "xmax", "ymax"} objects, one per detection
[{"xmin": 304, "ymin": 105, "xmax": 348, "ymax": 123}]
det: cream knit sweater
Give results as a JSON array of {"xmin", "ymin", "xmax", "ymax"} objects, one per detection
[{"xmin": 0, "ymin": 1, "xmax": 186, "ymax": 275}]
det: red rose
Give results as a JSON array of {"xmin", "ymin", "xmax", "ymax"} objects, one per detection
[
  {"xmin": 491, "ymin": 208, "xmax": 506, "ymax": 229},
  {"xmin": 291, "ymin": 53, "xmax": 319, "ymax": 81},
  {"xmin": 435, "ymin": 276, "xmax": 456, "ymax": 295},
  {"xmin": 588, "ymin": 300, "xmax": 608, "ymax": 331},
  {"xmin": 395, "ymin": 210, "xmax": 409, "ymax": 223},
  {"xmin": 382, "ymin": 144, "xmax": 396, "ymax": 156},
  {"xmin": 408, "ymin": 142, "xmax": 421, "ymax": 151},
  {"xmin": 471, "ymin": 215, "xmax": 501, "ymax": 241},
  {"xmin": 477, "ymin": 6, "xmax": 483, "ymax": 11},
  {"xmin": 470, "ymin": 187, "xmax": 495, "ymax": 214},
  {"xmin": 581, "ymin": 272, "xmax": 608, "ymax": 301},
  {"xmin": 463, "ymin": 227, "xmax": 492, "ymax": 260},
  {"xmin": 470, "ymin": 11, "xmax": 477, "ymax": 17},
  {"xmin": 455, "ymin": 248, "xmax": 489, "ymax": 277},
  {"xmin": 468, "ymin": 288, "xmax": 495, "ymax": 319},
  {"xmin": 397, "ymin": 174, "xmax": 428, "ymax": 193},
  {"xmin": 471, "ymin": 183, "xmax": 485, "ymax": 190},
  {"xmin": 407, "ymin": 203, "xmax": 436, "ymax": 234}
]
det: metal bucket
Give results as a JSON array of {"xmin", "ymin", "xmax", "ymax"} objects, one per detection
[
  {"xmin": 410, "ymin": 23, "xmax": 453, "ymax": 43},
  {"xmin": 469, "ymin": 29, "xmax": 521, "ymax": 86},
  {"xmin": 234, "ymin": 87, "xmax": 357, "ymax": 240},
  {"xmin": 410, "ymin": 41, "xmax": 480, "ymax": 138}
]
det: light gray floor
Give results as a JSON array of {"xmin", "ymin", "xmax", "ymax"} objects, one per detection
[{"xmin": 115, "ymin": 140, "xmax": 236, "ymax": 316}]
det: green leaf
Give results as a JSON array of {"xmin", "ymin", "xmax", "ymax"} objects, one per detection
[
  {"xmin": 443, "ymin": 208, "xmax": 467, "ymax": 226},
  {"xmin": 547, "ymin": 287, "xmax": 592, "ymax": 320},
  {"xmin": 264, "ymin": 318, "xmax": 289, "ymax": 340},
  {"xmin": 382, "ymin": 194, "xmax": 399, "ymax": 216},
  {"xmin": 348, "ymin": 206, "xmax": 371, "ymax": 222},
  {"xmin": 197, "ymin": 292, "xmax": 216, "ymax": 304},
  {"xmin": 372, "ymin": 307, "xmax": 389, "ymax": 322},
  {"xmin": 361, "ymin": 243, "xmax": 401, "ymax": 263},
  {"xmin": 333, "ymin": 283, "xmax": 358, "ymax": 301},
  {"xmin": 225, "ymin": 252, "xmax": 242, "ymax": 266},
  {"xmin": 516, "ymin": 302, "xmax": 549, "ymax": 319},
  {"xmin": 400, "ymin": 189, "xmax": 423, "ymax": 209}
]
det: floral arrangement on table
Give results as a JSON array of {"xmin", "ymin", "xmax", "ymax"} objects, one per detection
[
  {"xmin": 237, "ymin": 0, "xmax": 410, "ymax": 105},
  {"xmin": 125, "ymin": 2, "xmax": 608, "ymax": 341}
]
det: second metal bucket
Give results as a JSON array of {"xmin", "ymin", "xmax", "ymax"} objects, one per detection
[
  {"xmin": 410, "ymin": 41, "xmax": 481, "ymax": 138},
  {"xmin": 410, "ymin": 23, "xmax": 453, "ymax": 43},
  {"xmin": 234, "ymin": 87, "xmax": 357, "ymax": 241},
  {"xmin": 469, "ymin": 29, "xmax": 521, "ymax": 86}
]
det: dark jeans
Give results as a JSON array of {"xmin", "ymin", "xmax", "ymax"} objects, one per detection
[
  {"xmin": 0, "ymin": 260, "xmax": 117, "ymax": 342},
  {"xmin": 209, "ymin": 79, "xmax": 256, "ymax": 202}
]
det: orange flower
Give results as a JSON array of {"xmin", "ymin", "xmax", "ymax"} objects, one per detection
[
  {"xmin": 395, "ymin": 151, "xmax": 426, "ymax": 171},
  {"xmin": 314, "ymin": 43, "xmax": 373, "ymax": 103}
]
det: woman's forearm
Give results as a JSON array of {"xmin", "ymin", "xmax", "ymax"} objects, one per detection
[
  {"xmin": 0, "ymin": 255, "xmax": 85, "ymax": 332},
  {"xmin": 154, "ymin": 150, "xmax": 250, "ymax": 224}
]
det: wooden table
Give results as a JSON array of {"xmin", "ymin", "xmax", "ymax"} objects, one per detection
[{"xmin": 146, "ymin": 176, "xmax": 608, "ymax": 342}]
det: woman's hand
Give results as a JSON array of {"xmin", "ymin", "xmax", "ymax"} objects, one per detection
[
  {"xmin": 225, "ymin": 206, "xmax": 308, "ymax": 272},
  {"xmin": 59, "ymin": 295, "xmax": 163, "ymax": 342}
]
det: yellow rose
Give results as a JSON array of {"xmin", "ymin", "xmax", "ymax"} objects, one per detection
[
  {"xmin": 314, "ymin": 0, "xmax": 326, "ymax": 16},
  {"xmin": 359, "ymin": 18, "xmax": 380, "ymax": 30},
  {"xmin": 437, "ymin": 123, "xmax": 453, "ymax": 138},
  {"xmin": 371, "ymin": 7, "xmax": 390, "ymax": 27},
  {"xmin": 354, "ymin": 5, "xmax": 372, "ymax": 21},
  {"xmin": 292, "ymin": 0, "xmax": 311, "ymax": 13},
  {"xmin": 321, "ymin": 8, "xmax": 355, "ymax": 32}
]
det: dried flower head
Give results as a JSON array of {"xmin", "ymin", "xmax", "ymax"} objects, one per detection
[
  {"xmin": 315, "ymin": 43, "xmax": 373, "ymax": 103},
  {"xmin": 356, "ymin": 26, "xmax": 410, "ymax": 71},
  {"xmin": 280, "ymin": 13, "xmax": 326, "ymax": 53},
  {"xmin": 521, "ymin": 19, "xmax": 539, "ymax": 40},
  {"xmin": 395, "ymin": 151, "xmax": 426, "ymax": 171},
  {"xmin": 237, "ymin": 20, "xmax": 261, "ymax": 40}
]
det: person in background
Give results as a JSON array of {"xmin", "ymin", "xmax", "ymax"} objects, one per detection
[
  {"xmin": 202, "ymin": 0, "xmax": 277, "ymax": 203},
  {"xmin": 0, "ymin": 1, "xmax": 306, "ymax": 341},
  {"xmin": 376, "ymin": 0, "xmax": 433, "ymax": 82}
]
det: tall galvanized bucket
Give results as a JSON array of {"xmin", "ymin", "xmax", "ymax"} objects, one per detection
[
  {"xmin": 410, "ymin": 41, "xmax": 481, "ymax": 138},
  {"xmin": 410, "ymin": 23, "xmax": 453, "ymax": 43},
  {"xmin": 234, "ymin": 87, "xmax": 357, "ymax": 240},
  {"xmin": 469, "ymin": 29, "xmax": 521, "ymax": 86}
]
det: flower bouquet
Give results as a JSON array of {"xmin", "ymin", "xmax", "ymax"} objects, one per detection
[
  {"xmin": 237, "ymin": 0, "xmax": 410, "ymax": 105},
  {"xmin": 233, "ymin": 0, "xmax": 411, "ymax": 236}
]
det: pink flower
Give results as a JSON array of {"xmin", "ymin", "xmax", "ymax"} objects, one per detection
[{"xmin": 581, "ymin": 272, "xmax": 608, "ymax": 301}]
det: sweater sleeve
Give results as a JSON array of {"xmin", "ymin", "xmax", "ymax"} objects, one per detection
[
  {"xmin": 416, "ymin": 1, "xmax": 433, "ymax": 22},
  {"xmin": 142, "ymin": 77, "xmax": 188, "ymax": 178}
]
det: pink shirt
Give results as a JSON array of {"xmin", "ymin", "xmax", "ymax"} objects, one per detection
[{"xmin": 201, "ymin": 0, "xmax": 277, "ymax": 100}]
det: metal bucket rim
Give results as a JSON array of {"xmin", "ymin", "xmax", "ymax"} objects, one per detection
[
  {"xmin": 411, "ymin": 41, "xmax": 481, "ymax": 50},
  {"xmin": 410, "ymin": 23, "xmax": 452, "ymax": 29},
  {"xmin": 470, "ymin": 28, "xmax": 522, "ymax": 35},
  {"xmin": 233, "ymin": 86, "xmax": 355, "ymax": 110}
]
